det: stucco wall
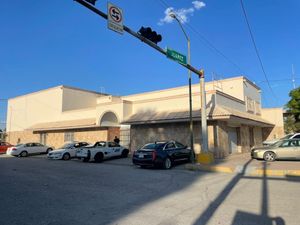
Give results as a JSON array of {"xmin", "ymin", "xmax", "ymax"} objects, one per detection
[
  {"xmin": 261, "ymin": 108, "xmax": 284, "ymax": 140},
  {"xmin": 7, "ymin": 87, "xmax": 63, "ymax": 132},
  {"xmin": 208, "ymin": 77, "xmax": 244, "ymax": 101},
  {"xmin": 62, "ymin": 88, "xmax": 100, "ymax": 111}
]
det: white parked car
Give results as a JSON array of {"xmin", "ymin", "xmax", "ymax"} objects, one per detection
[
  {"xmin": 6, "ymin": 143, "xmax": 53, "ymax": 157},
  {"xmin": 76, "ymin": 141, "xmax": 129, "ymax": 162},
  {"xmin": 47, "ymin": 142, "xmax": 90, "ymax": 160},
  {"xmin": 263, "ymin": 133, "xmax": 300, "ymax": 146}
]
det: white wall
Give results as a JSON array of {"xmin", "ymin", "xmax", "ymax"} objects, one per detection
[
  {"xmin": 7, "ymin": 87, "xmax": 63, "ymax": 132},
  {"xmin": 62, "ymin": 87, "xmax": 100, "ymax": 111}
]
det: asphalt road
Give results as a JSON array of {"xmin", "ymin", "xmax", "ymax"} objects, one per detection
[{"xmin": 0, "ymin": 155, "xmax": 299, "ymax": 225}]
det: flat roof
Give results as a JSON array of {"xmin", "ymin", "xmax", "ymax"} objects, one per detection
[{"xmin": 8, "ymin": 85, "xmax": 109, "ymax": 101}]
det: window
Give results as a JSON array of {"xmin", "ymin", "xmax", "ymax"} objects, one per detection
[
  {"xmin": 64, "ymin": 132, "xmax": 74, "ymax": 142},
  {"xmin": 95, "ymin": 142, "xmax": 106, "ymax": 147},
  {"xmin": 175, "ymin": 142, "xmax": 185, "ymax": 148},
  {"xmin": 108, "ymin": 142, "xmax": 120, "ymax": 147},
  {"xmin": 293, "ymin": 135, "xmax": 300, "ymax": 139},
  {"xmin": 246, "ymin": 97, "xmax": 255, "ymax": 113},
  {"xmin": 165, "ymin": 143, "xmax": 175, "ymax": 149}
]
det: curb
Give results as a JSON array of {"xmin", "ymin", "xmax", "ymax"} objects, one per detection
[{"xmin": 185, "ymin": 163, "xmax": 300, "ymax": 177}]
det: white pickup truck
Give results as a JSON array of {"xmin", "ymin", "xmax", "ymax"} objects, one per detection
[{"xmin": 76, "ymin": 141, "xmax": 129, "ymax": 162}]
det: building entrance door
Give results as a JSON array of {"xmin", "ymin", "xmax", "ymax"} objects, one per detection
[{"xmin": 228, "ymin": 127, "xmax": 238, "ymax": 154}]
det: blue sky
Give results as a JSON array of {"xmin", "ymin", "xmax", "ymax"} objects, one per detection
[{"xmin": 1, "ymin": 0, "xmax": 300, "ymax": 129}]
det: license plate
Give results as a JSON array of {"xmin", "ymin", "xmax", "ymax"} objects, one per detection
[{"xmin": 138, "ymin": 154, "xmax": 144, "ymax": 158}]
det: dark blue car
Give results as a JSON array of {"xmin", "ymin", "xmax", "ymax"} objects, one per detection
[{"xmin": 132, "ymin": 141, "xmax": 192, "ymax": 169}]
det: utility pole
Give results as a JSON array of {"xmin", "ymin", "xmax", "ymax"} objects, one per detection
[
  {"xmin": 197, "ymin": 71, "xmax": 213, "ymax": 164},
  {"xmin": 200, "ymin": 71, "xmax": 208, "ymax": 153},
  {"xmin": 169, "ymin": 13, "xmax": 194, "ymax": 163}
]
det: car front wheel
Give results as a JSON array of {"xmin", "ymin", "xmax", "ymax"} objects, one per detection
[
  {"xmin": 121, "ymin": 149, "xmax": 129, "ymax": 158},
  {"xmin": 63, "ymin": 153, "xmax": 71, "ymax": 160},
  {"xmin": 94, "ymin": 153, "xmax": 104, "ymax": 163},
  {"xmin": 263, "ymin": 151, "xmax": 276, "ymax": 162},
  {"xmin": 163, "ymin": 157, "xmax": 172, "ymax": 169}
]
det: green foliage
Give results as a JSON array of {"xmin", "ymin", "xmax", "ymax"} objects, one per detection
[{"xmin": 285, "ymin": 87, "xmax": 300, "ymax": 132}]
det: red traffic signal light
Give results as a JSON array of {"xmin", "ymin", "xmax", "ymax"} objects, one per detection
[{"xmin": 138, "ymin": 27, "xmax": 162, "ymax": 45}]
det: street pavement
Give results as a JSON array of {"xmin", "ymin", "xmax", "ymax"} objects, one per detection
[{"xmin": 0, "ymin": 154, "xmax": 299, "ymax": 225}]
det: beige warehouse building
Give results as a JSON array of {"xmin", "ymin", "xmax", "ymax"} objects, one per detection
[{"xmin": 6, "ymin": 76, "xmax": 284, "ymax": 158}]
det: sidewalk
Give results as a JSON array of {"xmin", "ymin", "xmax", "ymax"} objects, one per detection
[{"xmin": 186, "ymin": 153, "xmax": 300, "ymax": 177}]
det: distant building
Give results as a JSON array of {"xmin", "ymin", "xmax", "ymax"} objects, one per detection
[{"xmin": 6, "ymin": 76, "xmax": 284, "ymax": 158}]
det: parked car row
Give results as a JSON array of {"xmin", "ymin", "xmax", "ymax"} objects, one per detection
[{"xmin": 5, "ymin": 140, "xmax": 192, "ymax": 169}]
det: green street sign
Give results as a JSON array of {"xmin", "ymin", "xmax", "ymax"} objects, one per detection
[{"xmin": 166, "ymin": 48, "xmax": 187, "ymax": 65}]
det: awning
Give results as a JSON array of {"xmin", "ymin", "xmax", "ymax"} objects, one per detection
[
  {"xmin": 28, "ymin": 118, "xmax": 97, "ymax": 132},
  {"xmin": 122, "ymin": 106, "xmax": 274, "ymax": 127}
]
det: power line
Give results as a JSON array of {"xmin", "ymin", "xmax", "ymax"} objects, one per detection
[{"xmin": 239, "ymin": 0, "xmax": 277, "ymax": 102}]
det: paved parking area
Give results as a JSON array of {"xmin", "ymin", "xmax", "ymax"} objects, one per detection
[{"xmin": 1, "ymin": 154, "xmax": 300, "ymax": 225}]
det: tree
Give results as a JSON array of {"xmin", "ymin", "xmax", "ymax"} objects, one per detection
[{"xmin": 285, "ymin": 87, "xmax": 300, "ymax": 132}]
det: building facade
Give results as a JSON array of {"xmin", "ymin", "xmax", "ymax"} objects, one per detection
[{"xmin": 7, "ymin": 76, "xmax": 284, "ymax": 158}]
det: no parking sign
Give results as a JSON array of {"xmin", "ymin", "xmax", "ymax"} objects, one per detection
[{"xmin": 107, "ymin": 2, "xmax": 124, "ymax": 34}]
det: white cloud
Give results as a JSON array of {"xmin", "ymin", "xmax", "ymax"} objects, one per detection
[
  {"xmin": 192, "ymin": 1, "xmax": 206, "ymax": 9},
  {"xmin": 158, "ymin": 1, "xmax": 205, "ymax": 25}
]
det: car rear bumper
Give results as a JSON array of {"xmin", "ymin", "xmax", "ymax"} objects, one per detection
[
  {"xmin": 132, "ymin": 158, "xmax": 163, "ymax": 167},
  {"xmin": 6, "ymin": 151, "xmax": 18, "ymax": 156}
]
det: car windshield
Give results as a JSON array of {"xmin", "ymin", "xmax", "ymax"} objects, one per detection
[
  {"xmin": 270, "ymin": 140, "xmax": 284, "ymax": 147},
  {"xmin": 142, "ymin": 143, "xmax": 165, "ymax": 150},
  {"xmin": 59, "ymin": 143, "xmax": 74, "ymax": 149},
  {"xmin": 280, "ymin": 134, "xmax": 293, "ymax": 140},
  {"xmin": 15, "ymin": 144, "xmax": 23, "ymax": 147}
]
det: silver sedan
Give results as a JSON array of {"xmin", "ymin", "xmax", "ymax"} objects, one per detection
[{"xmin": 251, "ymin": 139, "xmax": 300, "ymax": 161}]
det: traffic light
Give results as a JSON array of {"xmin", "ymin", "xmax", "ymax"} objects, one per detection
[
  {"xmin": 138, "ymin": 27, "xmax": 162, "ymax": 45},
  {"xmin": 84, "ymin": 0, "xmax": 97, "ymax": 5}
]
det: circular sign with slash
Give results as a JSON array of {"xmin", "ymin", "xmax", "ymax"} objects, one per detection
[{"xmin": 109, "ymin": 6, "xmax": 122, "ymax": 23}]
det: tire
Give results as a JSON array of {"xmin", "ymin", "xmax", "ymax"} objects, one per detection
[
  {"xmin": 46, "ymin": 148, "xmax": 52, "ymax": 154},
  {"xmin": 163, "ymin": 157, "xmax": 172, "ymax": 169},
  {"xmin": 20, "ymin": 151, "xmax": 28, "ymax": 157},
  {"xmin": 121, "ymin": 149, "xmax": 129, "ymax": 158},
  {"xmin": 94, "ymin": 153, "xmax": 104, "ymax": 163},
  {"xmin": 82, "ymin": 158, "xmax": 89, "ymax": 162},
  {"xmin": 62, "ymin": 153, "xmax": 71, "ymax": 161},
  {"xmin": 263, "ymin": 151, "xmax": 276, "ymax": 162}
]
